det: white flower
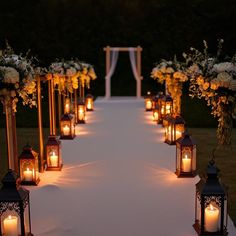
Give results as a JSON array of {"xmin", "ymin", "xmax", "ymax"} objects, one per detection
[
  {"xmin": 216, "ymin": 72, "xmax": 232, "ymax": 88},
  {"xmin": 212, "ymin": 62, "xmax": 235, "ymax": 73},
  {"xmin": 66, "ymin": 67, "xmax": 77, "ymax": 77},
  {"xmin": 0, "ymin": 66, "xmax": 19, "ymax": 84},
  {"xmin": 188, "ymin": 64, "xmax": 202, "ymax": 74}
]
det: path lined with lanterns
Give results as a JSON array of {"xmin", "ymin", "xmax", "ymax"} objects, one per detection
[{"xmin": 24, "ymin": 97, "xmax": 234, "ymax": 236}]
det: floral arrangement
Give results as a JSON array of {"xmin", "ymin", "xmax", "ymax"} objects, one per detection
[
  {"xmin": 0, "ymin": 44, "xmax": 37, "ymax": 112},
  {"xmin": 151, "ymin": 57, "xmax": 188, "ymax": 114},
  {"xmin": 47, "ymin": 60, "xmax": 97, "ymax": 94},
  {"xmin": 183, "ymin": 40, "xmax": 236, "ymax": 145}
]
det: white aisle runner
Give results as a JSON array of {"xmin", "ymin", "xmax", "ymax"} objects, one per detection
[{"xmin": 29, "ymin": 97, "xmax": 236, "ymax": 236}]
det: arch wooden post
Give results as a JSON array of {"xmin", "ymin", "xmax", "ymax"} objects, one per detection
[
  {"xmin": 136, "ymin": 46, "xmax": 142, "ymax": 98},
  {"xmin": 104, "ymin": 46, "xmax": 142, "ymax": 99},
  {"xmin": 105, "ymin": 46, "xmax": 111, "ymax": 99}
]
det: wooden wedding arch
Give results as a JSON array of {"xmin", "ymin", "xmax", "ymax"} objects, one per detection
[{"xmin": 104, "ymin": 46, "xmax": 143, "ymax": 98}]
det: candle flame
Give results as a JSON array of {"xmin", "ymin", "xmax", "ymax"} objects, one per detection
[
  {"xmin": 210, "ymin": 204, "xmax": 214, "ymax": 210},
  {"xmin": 26, "ymin": 168, "xmax": 30, "ymax": 171},
  {"xmin": 8, "ymin": 215, "xmax": 12, "ymax": 220},
  {"xmin": 184, "ymin": 154, "xmax": 189, "ymax": 159}
]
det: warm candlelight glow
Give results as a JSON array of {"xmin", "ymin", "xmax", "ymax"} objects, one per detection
[
  {"xmin": 175, "ymin": 130, "xmax": 182, "ymax": 140},
  {"xmin": 146, "ymin": 100, "xmax": 152, "ymax": 110},
  {"xmin": 205, "ymin": 204, "xmax": 219, "ymax": 232},
  {"xmin": 3, "ymin": 215, "xmax": 18, "ymax": 236},
  {"xmin": 65, "ymin": 103, "xmax": 70, "ymax": 113},
  {"xmin": 63, "ymin": 125, "xmax": 70, "ymax": 136},
  {"xmin": 23, "ymin": 168, "xmax": 33, "ymax": 181},
  {"xmin": 182, "ymin": 154, "xmax": 191, "ymax": 172},
  {"xmin": 153, "ymin": 111, "xmax": 159, "ymax": 121},
  {"xmin": 50, "ymin": 152, "xmax": 58, "ymax": 167},
  {"xmin": 87, "ymin": 101, "xmax": 92, "ymax": 110},
  {"xmin": 79, "ymin": 108, "xmax": 84, "ymax": 120},
  {"xmin": 166, "ymin": 104, "xmax": 171, "ymax": 114}
]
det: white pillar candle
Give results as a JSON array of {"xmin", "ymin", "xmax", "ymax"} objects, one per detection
[
  {"xmin": 65, "ymin": 104, "xmax": 70, "ymax": 113},
  {"xmin": 87, "ymin": 101, "xmax": 92, "ymax": 110},
  {"xmin": 63, "ymin": 125, "xmax": 70, "ymax": 136},
  {"xmin": 23, "ymin": 168, "xmax": 33, "ymax": 181},
  {"xmin": 166, "ymin": 105, "xmax": 171, "ymax": 114},
  {"xmin": 205, "ymin": 204, "xmax": 220, "ymax": 232},
  {"xmin": 182, "ymin": 155, "xmax": 191, "ymax": 172},
  {"xmin": 146, "ymin": 100, "xmax": 152, "ymax": 110},
  {"xmin": 3, "ymin": 215, "xmax": 18, "ymax": 236},
  {"xmin": 153, "ymin": 112, "xmax": 158, "ymax": 121},
  {"xmin": 50, "ymin": 152, "xmax": 58, "ymax": 167},
  {"xmin": 79, "ymin": 109, "xmax": 84, "ymax": 120}
]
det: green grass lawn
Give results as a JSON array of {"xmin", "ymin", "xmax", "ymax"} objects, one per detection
[{"xmin": 0, "ymin": 127, "xmax": 235, "ymax": 226}]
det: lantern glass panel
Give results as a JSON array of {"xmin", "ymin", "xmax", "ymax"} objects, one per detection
[
  {"xmin": 175, "ymin": 124, "xmax": 185, "ymax": 140},
  {"xmin": 166, "ymin": 101, "xmax": 172, "ymax": 114},
  {"xmin": 48, "ymin": 149, "xmax": 60, "ymax": 167},
  {"xmin": 20, "ymin": 161, "xmax": 35, "ymax": 182},
  {"xmin": 153, "ymin": 109, "xmax": 159, "ymax": 121},
  {"xmin": 204, "ymin": 201, "xmax": 220, "ymax": 232},
  {"xmin": 64, "ymin": 98, "xmax": 70, "ymax": 114},
  {"xmin": 86, "ymin": 98, "xmax": 93, "ymax": 110},
  {"xmin": 61, "ymin": 121, "xmax": 71, "ymax": 136},
  {"xmin": 181, "ymin": 148, "xmax": 192, "ymax": 172},
  {"xmin": 145, "ymin": 98, "xmax": 152, "ymax": 110},
  {"xmin": 78, "ymin": 105, "xmax": 86, "ymax": 121},
  {"xmin": 1, "ymin": 210, "xmax": 20, "ymax": 235}
]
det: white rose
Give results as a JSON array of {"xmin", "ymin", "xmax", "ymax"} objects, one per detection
[
  {"xmin": 0, "ymin": 66, "xmax": 20, "ymax": 84},
  {"xmin": 213, "ymin": 62, "xmax": 234, "ymax": 73},
  {"xmin": 66, "ymin": 67, "xmax": 76, "ymax": 77}
]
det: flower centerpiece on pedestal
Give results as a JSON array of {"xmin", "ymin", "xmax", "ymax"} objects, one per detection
[
  {"xmin": 184, "ymin": 39, "xmax": 236, "ymax": 146},
  {"xmin": 151, "ymin": 57, "xmax": 188, "ymax": 115},
  {"xmin": 0, "ymin": 43, "xmax": 36, "ymax": 172}
]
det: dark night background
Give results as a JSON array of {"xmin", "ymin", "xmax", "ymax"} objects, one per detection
[{"xmin": 0, "ymin": 0, "xmax": 236, "ymax": 127}]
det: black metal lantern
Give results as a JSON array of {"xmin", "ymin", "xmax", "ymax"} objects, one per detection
[
  {"xmin": 85, "ymin": 94, "xmax": 94, "ymax": 111},
  {"xmin": 151, "ymin": 96, "xmax": 159, "ymax": 110},
  {"xmin": 64, "ymin": 97, "xmax": 71, "ymax": 114},
  {"xmin": 77, "ymin": 99, "xmax": 86, "ymax": 123},
  {"xmin": 45, "ymin": 135, "xmax": 63, "ymax": 171},
  {"xmin": 60, "ymin": 113, "xmax": 75, "ymax": 139},
  {"xmin": 165, "ymin": 115, "xmax": 185, "ymax": 145},
  {"xmin": 193, "ymin": 159, "xmax": 228, "ymax": 235},
  {"xmin": 175, "ymin": 132, "xmax": 197, "ymax": 177},
  {"xmin": 160, "ymin": 95, "xmax": 173, "ymax": 119},
  {"xmin": 144, "ymin": 92, "xmax": 153, "ymax": 111},
  {"xmin": 0, "ymin": 170, "xmax": 33, "ymax": 236},
  {"xmin": 19, "ymin": 144, "xmax": 40, "ymax": 186}
]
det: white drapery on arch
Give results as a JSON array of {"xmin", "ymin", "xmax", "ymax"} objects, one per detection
[
  {"xmin": 104, "ymin": 47, "xmax": 142, "ymax": 99},
  {"xmin": 105, "ymin": 50, "xmax": 119, "ymax": 98},
  {"xmin": 128, "ymin": 48, "xmax": 142, "ymax": 98}
]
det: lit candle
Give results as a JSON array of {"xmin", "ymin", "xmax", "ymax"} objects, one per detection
[
  {"xmin": 63, "ymin": 125, "xmax": 70, "ymax": 136},
  {"xmin": 50, "ymin": 152, "xmax": 58, "ymax": 167},
  {"xmin": 23, "ymin": 168, "xmax": 33, "ymax": 181},
  {"xmin": 205, "ymin": 204, "xmax": 219, "ymax": 232},
  {"xmin": 65, "ymin": 103, "xmax": 70, "ymax": 113},
  {"xmin": 166, "ymin": 104, "xmax": 171, "ymax": 114},
  {"xmin": 146, "ymin": 100, "xmax": 152, "ymax": 110},
  {"xmin": 79, "ymin": 109, "xmax": 84, "ymax": 120},
  {"xmin": 3, "ymin": 215, "xmax": 18, "ymax": 236},
  {"xmin": 175, "ymin": 130, "xmax": 182, "ymax": 140},
  {"xmin": 153, "ymin": 111, "xmax": 158, "ymax": 121},
  {"xmin": 87, "ymin": 101, "xmax": 92, "ymax": 110},
  {"xmin": 182, "ymin": 154, "xmax": 191, "ymax": 172},
  {"xmin": 161, "ymin": 106, "xmax": 164, "ymax": 114}
]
